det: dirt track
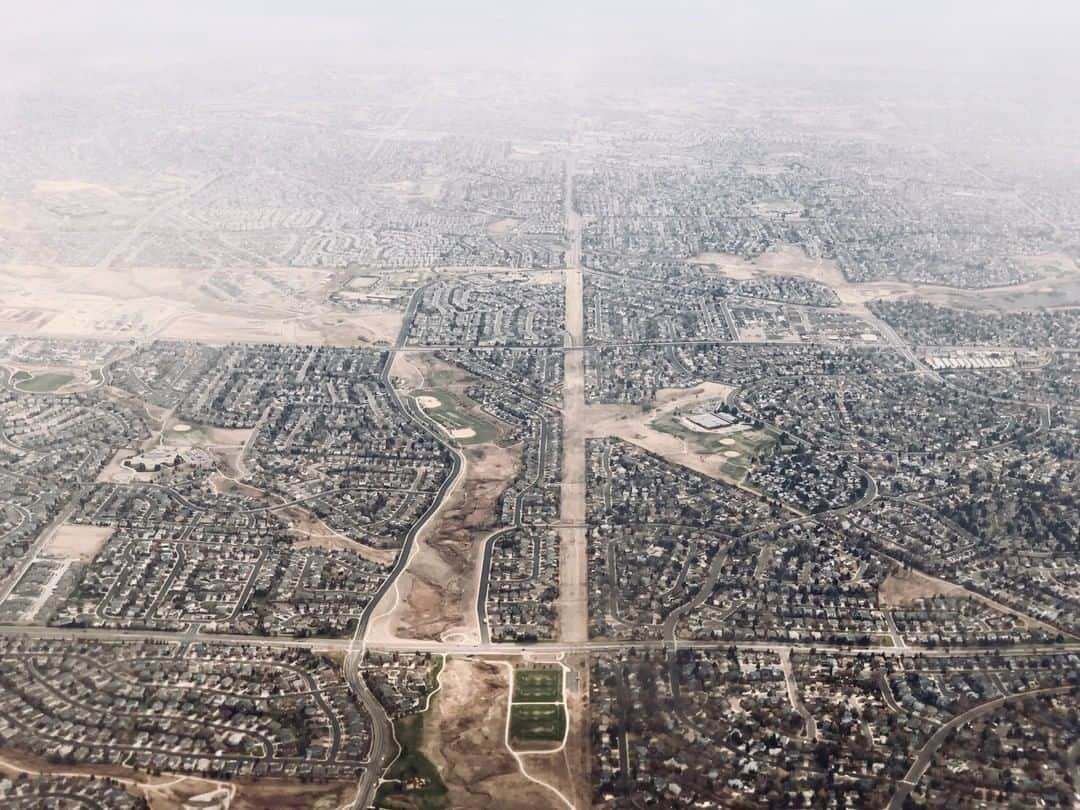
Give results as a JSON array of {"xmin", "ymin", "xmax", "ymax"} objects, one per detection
[{"xmin": 559, "ymin": 264, "xmax": 588, "ymax": 644}]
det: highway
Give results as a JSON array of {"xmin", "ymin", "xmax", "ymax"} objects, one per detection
[{"xmin": 2, "ymin": 622, "xmax": 1077, "ymax": 660}]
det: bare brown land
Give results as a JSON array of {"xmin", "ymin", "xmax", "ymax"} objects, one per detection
[
  {"xmin": 878, "ymin": 568, "xmax": 968, "ymax": 607},
  {"xmin": 421, "ymin": 658, "xmax": 562, "ymax": 809},
  {"xmin": 0, "ymin": 745, "xmax": 345, "ymax": 810},
  {"xmin": 390, "ymin": 352, "xmax": 429, "ymax": 390},
  {"xmin": 0, "ymin": 746, "xmax": 351, "ymax": 810},
  {"xmin": 879, "ymin": 568, "xmax": 1074, "ymax": 638},
  {"xmin": 231, "ymin": 780, "xmax": 354, "ymax": 810},
  {"xmin": 519, "ymin": 751, "xmax": 575, "ymax": 807},
  {"xmin": 693, "ymin": 246, "xmax": 848, "ymax": 288},
  {"xmin": 97, "ymin": 447, "xmax": 139, "ymax": 483},
  {"xmin": 0, "ymin": 264, "xmax": 402, "ymax": 346},
  {"xmin": 376, "ymin": 439, "xmax": 519, "ymax": 642},
  {"xmin": 42, "ymin": 523, "xmax": 113, "ymax": 563}
]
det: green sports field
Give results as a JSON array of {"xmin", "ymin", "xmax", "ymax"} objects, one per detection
[
  {"xmin": 509, "ymin": 703, "xmax": 566, "ymax": 743},
  {"xmin": 512, "ymin": 667, "xmax": 563, "ymax": 703},
  {"xmin": 411, "ymin": 389, "xmax": 499, "ymax": 445}
]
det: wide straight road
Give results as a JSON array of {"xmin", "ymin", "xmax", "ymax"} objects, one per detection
[
  {"xmin": 558, "ymin": 154, "xmax": 588, "ymax": 644},
  {"xmin": 3, "ymin": 623, "xmax": 1079, "ymax": 659}
]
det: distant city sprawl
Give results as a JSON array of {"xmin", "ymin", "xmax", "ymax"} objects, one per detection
[{"xmin": 0, "ymin": 12, "xmax": 1079, "ymax": 808}]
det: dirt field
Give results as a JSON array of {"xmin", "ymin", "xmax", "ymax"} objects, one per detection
[
  {"xmin": 0, "ymin": 264, "xmax": 403, "ymax": 346},
  {"xmin": 231, "ymin": 780, "xmax": 354, "ymax": 810},
  {"xmin": 97, "ymin": 447, "xmax": 138, "ymax": 482},
  {"xmin": 158, "ymin": 310, "xmax": 398, "ymax": 347},
  {"xmin": 390, "ymin": 352, "xmax": 429, "ymax": 390},
  {"xmin": 0, "ymin": 743, "xmax": 352, "ymax": 809},
  {"xmin": 878, "ymin": 568, "xmax": 968, "ymax": 607},
  {"xmin": 690, "ymin": 252, "xmax": 762, "ymax": 279},
  {"xmin": 518, "ymin": 751, "xmax": 576, "ymax": 807},
  {"xmin": 421, "ymin": 658, "xmax": 566, "ymax": 809},
  {"xmin": 372, "ymin": 438, "xmax": 519, "ymax": 643},
  {"xmin": 0, "ymin": 746, "xmax": 241, "ymax": 810},
  {"xmin": 42, "ymin": 523, "xmax": 113, "ymax": 562},
  {"xmin": 694, "ymin": 247, "xmax": 881, "ymax": 311}
]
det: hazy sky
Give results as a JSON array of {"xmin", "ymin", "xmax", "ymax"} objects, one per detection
[{"xmin": 4, "ymin": 1, "xmax": 1079, "ymax": 85}]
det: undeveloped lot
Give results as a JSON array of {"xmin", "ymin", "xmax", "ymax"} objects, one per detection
[
  {"xmin": 43, "ymin": 523, "xmax": 113, "ymax": 563},
  {"xmin": 878, "ymin": 568, "xmax": 968, "ymax": 607},
  {"xmin": 231, "ymin": 780, "xmax": 354, "ymax": 810},
  {"xmin": 694, "ymin": 246, "xmax": 848, "ymax": 287},
  {"xmin": 97, "ymin": 448, "xmax": 138, "ymax": 483},
  {"xmin": 879, "ymin": 568, "xmax": 1071, "ymax": 637},
  {"xmin": 0, "ymin": 744, "xmax": 277, "ymax": 810},
  {"xmin": 0, "ymin": 264, "xmax": 402, "ymax": 346}
]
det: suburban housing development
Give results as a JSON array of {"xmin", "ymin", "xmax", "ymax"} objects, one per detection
[{"xmin": 0, "ymin": 4, "xmax": 1078, "ymax": 809}]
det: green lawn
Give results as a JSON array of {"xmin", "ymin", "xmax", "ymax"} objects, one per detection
[
  {"xmin": 513, "ymin": 668, "xmax": 563, "ymax": 703},
  {"xmin": 15, "ymin": 372, "xmax": 74, "ymax": 393},
  {"xmin": 651, "ymin": 414, "xmax": 776, "ymax": 479},
  {"xmin": 509, "ymin": 703, "xmax": 566, "ymax": 743},
  {"xmin": 412, "ymin": 389, "xmax": 498, "ymax": 445}
]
